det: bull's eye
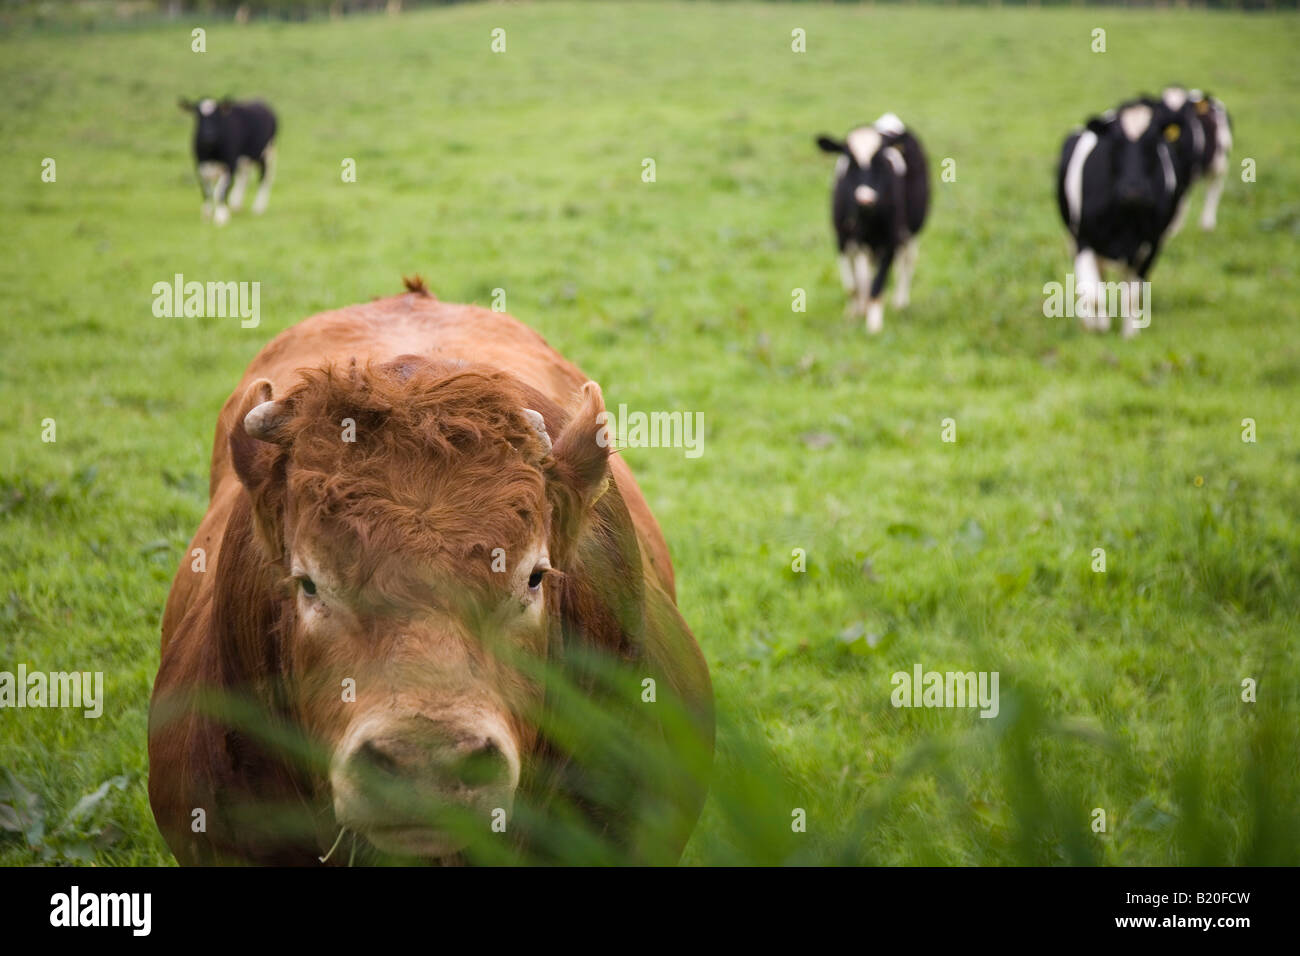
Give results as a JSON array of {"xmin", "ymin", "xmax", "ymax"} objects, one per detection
[
  {"xmin": 298, "ymin": 576, "xmax": 318, "ymax": 597},
  {"xmin": 527, "ymin": 567, "xmax": 548, "ymax": 591}
]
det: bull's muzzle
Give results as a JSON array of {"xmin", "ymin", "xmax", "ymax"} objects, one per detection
[
  {"xmin": 854, "ymin": 185, "xmax": 878, "ymax": 206},
  {"xmin": 330, "ymin": 714, "xmax": 520, "ymax": 859}
]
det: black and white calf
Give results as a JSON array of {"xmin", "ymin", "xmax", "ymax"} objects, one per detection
[
  {"xmin": 816, "ymin": 114, "xmax": 930, "ymax": 333},
  {"xmin": 179, "ymin": 97, "xmax": 277, "ymax": 226},
  {"xmin": 1160, "ymin": 86, "xmax": 1232, "ymax": 234},
  {"xmin": 1055, "ymin": 97, "xmax": 1187, "ymax": 338}
]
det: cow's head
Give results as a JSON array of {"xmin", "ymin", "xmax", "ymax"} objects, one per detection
[
  {"xmin": 179, "ymin": 96, "xmax": 234, "ymax": 150},
  {"xmin": 1086, "ymin": 99, "xmax": 1185, "ymax": 210},
  {"xmin": 228, "ymin": 358, "xmax": 612, "ymax": 859},
  {"xmin": 817, "ymin": 124, "xmax": 907, "ymax": 210}
]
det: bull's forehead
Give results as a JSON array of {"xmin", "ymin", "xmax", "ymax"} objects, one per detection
[
  {"xmin": 198, "ymin": 98, "xmax": 217, "ymax": 116},
  {"xmin": 292, "ymin": 516, "xmax": 547, "ymax": 611},
  {"xmin": 1119, "ymin": 104, "xmax": 1154, "ymax": 141},
  {"xmin": 846, "ymin": 127, "xmax": 883, "ymax": 166},
  {"xmin": 1162, "ymin": 87, "xmax": 1188, "ymax": 111}
]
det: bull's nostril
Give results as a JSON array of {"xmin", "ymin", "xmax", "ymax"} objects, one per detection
[
  {"xmin": 356, "ymin": 740, "xmax": 402, "ymax": 777},
  {"xmin": 451, "ymin": 737, "xmax": 509, "ymax": 789}
]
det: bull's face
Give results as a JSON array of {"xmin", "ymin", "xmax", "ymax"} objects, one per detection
[
  {"xmin": 1089, "ymin": 101, "xmax": 1184, "ymax": 211},
  {"xmin": 817, "ymin": 127, "xmax": 902, "ymax": 212},
  {"xmin": 229, "ymin": 360, "xmax": 612, "ymax": 860},
  {"xmin": 179, "ymin": 97, "xmax": 232, "ymax": 150}
]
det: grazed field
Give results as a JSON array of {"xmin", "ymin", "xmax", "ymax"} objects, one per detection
[{"xmin": 1, "ymin": 2, "xmax": 1297, "ymax": 865}]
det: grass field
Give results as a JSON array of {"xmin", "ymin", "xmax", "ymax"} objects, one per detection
[{"xmin": 1, "ymin": 2, "xmax": 1298, "ymax": 865}]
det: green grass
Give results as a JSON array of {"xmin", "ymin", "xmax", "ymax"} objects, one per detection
[{"xmin": 1, "ymin": 2, "xmax": 1298, "ymax": 865}]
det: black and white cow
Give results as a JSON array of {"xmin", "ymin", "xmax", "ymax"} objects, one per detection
[
  {"xmin": 1160, "ymin": 85, "xmax": 1232, "ymax": 234},
  {"xmin": 816, "ymin": 114, "xmax": 930, "ymax": 333},
  {"xmin": 1055, "ymin": 97, "xmax": 1188, "ymax": 338},
  {"xmin": 178, "ymin": 97, "xmax": 277, "ymax": 226}
]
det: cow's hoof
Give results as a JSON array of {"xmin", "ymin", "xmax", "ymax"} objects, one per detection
[
  {"xmin": 214, "ymin": 206, "xmax": 231, "ymax": 226},
  {"xmin": 252, "ymin": 198, "xmax": 269, "ymax": 215},
  {"xmin": 865, "ymin": 302, "xmax": 884, "ymax": 334},
  {"xmin": 1199, "ymin": 217, "xmax": 1217, "ymax": 231}
]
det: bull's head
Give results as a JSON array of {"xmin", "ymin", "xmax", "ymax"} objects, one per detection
[
  {"xmin": 1086, "ymin": 99, "xmax": 1185, "ymax": 211},
  {"xmin": 178, "ymin": 96, "xmax": 234, "ymax": 150},
  {"xmin": 228, "ymin": 358, "xmax": 612, "ymax": 860},
  {"xmin": 817, "ymin": 125, "xmax": 906, "ymax": 210}
]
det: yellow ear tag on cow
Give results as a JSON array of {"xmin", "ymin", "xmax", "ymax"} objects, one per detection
[
  {"xmin": 1195, "ymin": 100, "xmax": 1210, "ymax": 115},
  {"xmin": 1164, "ymin": 125, "xmax": 1181, "ymax": 142}
]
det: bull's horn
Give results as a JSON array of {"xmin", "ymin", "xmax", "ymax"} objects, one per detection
[
  {"xmin": 522, "ymin": 408, "xmax": 552, "ymax": 457},
  {"xmin": 244, "ymin": 400, "xmax": 292, "ymax": 443}
]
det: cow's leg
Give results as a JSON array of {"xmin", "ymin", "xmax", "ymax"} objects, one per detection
[
  {"xmin": 1074, "ymin": 248, "xmax": 1103, "ymax": 332},
  {"xmin": 838, "ymin": 249, "xmax": 856, "ymax": 294},
  {"xmin": 1124, "ymin": 242, "xmax": 1162, "ymax": 338},
  {"xmin": 252, "ymin": 144, "xmax": 276, "ymax": 215},
  {"xmin": 850, "ymin": 247, "xmax": 872, "ymax": 320},
  {"xmin": 196, "ymin": 161, "xmax": 223, "ymax": 220},
  {"xmin": 1120, "ymin": 268, "xmax": 1145, "ymax": 340},
  {"xmin": 892, "ymin": 237, "xmax": 917, "ymax": 309},
  {"xmin": 1200, "ymin": 155, "xmax": 1227, "ymax": 230},
  {"xmin": 227, "ymin": 157, "xmax": 253, "ymax": 212},
  {"xmin": 1167, "ymin": 193, "xmax": 1191, "ymax": 237},
  {"xmin": 211, "ymin": 166, "xmax": 232, "ymax": 226},
  {"xmin": 866, "ymin": 246, "xmax": 894, "ymax": 334}
]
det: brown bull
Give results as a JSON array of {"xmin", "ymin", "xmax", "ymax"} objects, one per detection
[{"xmin": 148, "ymin": 280, "xmax": 713, "ymax": 865}]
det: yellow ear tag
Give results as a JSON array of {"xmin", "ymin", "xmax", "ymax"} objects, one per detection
[
  {"xmin": 1195, "ymin": 100, "xmax": 1210, "ymax": 115},
  {"xmin": 1164, "ymin": 125, "xmax": 1181, "ymax": 142}
]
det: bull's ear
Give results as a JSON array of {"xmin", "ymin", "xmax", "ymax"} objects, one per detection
[
  {"xmin": 1085, "ymin": 115, "xmax": 1112, "ymax": 136},
  {"xmin": 549, "ymin": 381, "xmax": 612, "ymax": 507},
  {"xmin": 218, "ymin": 97, "xmax": 234, "ymax": 114},
  {"xmin": 816, "ymin": 135, "xmax": 846, "ymax": 154}
]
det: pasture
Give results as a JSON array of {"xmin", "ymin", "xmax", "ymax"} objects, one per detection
[{"xmin": 1, "ymin": 2, "xmax": 1298, "ymax": 865}]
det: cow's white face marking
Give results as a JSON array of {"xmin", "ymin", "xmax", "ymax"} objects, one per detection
[
  {"xmin": 1120, "ymin": 105, "xmax": 1153, "ymax": 142},
  {"xmin": 875, "ymin": 112, "xmax": 906, "ymax": 136},
  {"xmin": 854, "ymin": 185, "xmax": 878, "ymax": 206},
  {"xmin": 847, "ymin": 127, "xmax": 883, "ymax": 166},
  {"xmin": 198, "ymin": 98, "xmax": 217, "ymax": 116},
  {"xmin": 1162, "ymin": 87, "xmax": 1188, "ymax": 111}
]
